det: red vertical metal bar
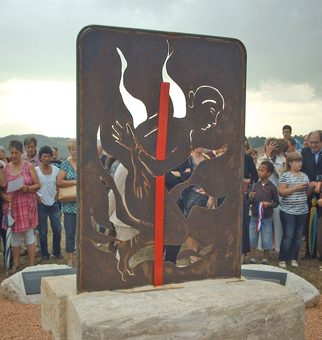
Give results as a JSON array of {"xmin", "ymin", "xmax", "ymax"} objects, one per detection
[{"xmin": 154, "ymin": 82, "xmax": 170, "ymax": 286}]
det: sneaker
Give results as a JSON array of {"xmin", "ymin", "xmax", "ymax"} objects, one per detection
[
  {"xmin": 278, "ymin": 261, "xmax": 286, "ymax": 268},
  {"xmin": 291, "ymin": 260, "xmax": 298, "ymax": 267},
  {"xmin": 261, "ymin": 260, "xmax": 268, "ymax": 265},
  {"xmin": 249, "ymin": 259, "xmax": 256, "ymax": 264}
]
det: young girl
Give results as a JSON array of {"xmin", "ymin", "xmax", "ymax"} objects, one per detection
[{"xmin": 278, "ymin": 152, "xmax": 313, "ymax": 268}]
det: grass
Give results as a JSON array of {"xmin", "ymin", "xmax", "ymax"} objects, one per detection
[{"xmin": 1, "ymin": 223, "xmax": 322, "ymax": 294}]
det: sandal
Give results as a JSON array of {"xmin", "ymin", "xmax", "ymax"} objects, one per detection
[
  {"xmin": 9, "ymin": 266, "xmax": 20, "ymax": 274},
  {"xmin": 67, "ymin": 260, "xmax": 73, "ymax": 268}
]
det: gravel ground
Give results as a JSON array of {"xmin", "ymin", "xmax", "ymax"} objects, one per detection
[
  {"xmin": 0, "ymin": 297, "xmax": 54, "ymax": 339},
  {"xmin": 306, "ymin": 301, "xmax": 322, "ymax": 340}
]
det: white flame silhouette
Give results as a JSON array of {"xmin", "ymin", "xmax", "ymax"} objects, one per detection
[
  {"xmin": 116, "ymin": 47, "xmax": 148, "ymax": 128},
  {"xmin": 162, "ymin": 41, "xmax": 186, "ymax": 119},
  {"xmin": 116, "ymin": 42, "xmax": 186, "ymax": 130}
]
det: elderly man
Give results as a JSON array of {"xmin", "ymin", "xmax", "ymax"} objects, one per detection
[
  {"xmin": 301, "ymin": 130, "xmax": 322, "ymax": 260},
  {"xmin": 282, "ymin": 125, "xmax": 302, "ymax": 151},
  {"xmin": 21, "ymin": 136, "xmax": 41, "ymax": 167}
]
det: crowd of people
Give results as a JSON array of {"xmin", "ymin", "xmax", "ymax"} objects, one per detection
[
  {"xmin": 244, "ymin": 125, "xmax": 322, "ymax": 268},
  {"xmin": 0, "ymin": 136, "xmax": 77, "ymax": 272},
  {"xmin": 1, "ymin": 124, "xmax": 322, "ymax": 274}
]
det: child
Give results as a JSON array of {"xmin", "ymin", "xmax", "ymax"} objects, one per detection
[
  {"xmin": 278, "ymin": 152, "xmax": 313, "ymax": 268},
  {"xmin": 249, "ymin": 161, "xmax": 279, "ymax": 264}
]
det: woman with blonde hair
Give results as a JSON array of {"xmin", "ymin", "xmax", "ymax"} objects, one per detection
[{"xmin": 57, "ymin": 138, "xmax": 77, "ymax": 267}]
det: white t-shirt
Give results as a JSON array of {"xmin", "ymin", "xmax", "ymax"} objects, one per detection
[
  {"xmin": 279, "ymin": 172, "xmax": 309, "ymax": 215},
  {"xmin": 36, "ymin": 165, "xmax": 60, "ymax": 206}
]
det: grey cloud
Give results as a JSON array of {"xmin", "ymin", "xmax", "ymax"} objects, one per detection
[{"xmin": 0, "ymin": 0, "xmax": 321, "ymax": 95}]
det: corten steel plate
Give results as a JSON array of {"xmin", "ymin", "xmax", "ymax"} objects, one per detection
[{"xmin": 77, "ymin": 25, "xmax": 246, "ymax": 292}]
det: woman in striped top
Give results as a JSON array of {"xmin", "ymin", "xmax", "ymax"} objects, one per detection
[{"xmin": 278, "ymin": 152, "xmax": 314, "ymax": 268}]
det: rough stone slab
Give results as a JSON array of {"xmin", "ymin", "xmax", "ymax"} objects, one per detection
[
  {"xmin": 242, "ymin": 264, "xmax": 321, "ymax": 308},
  {"xmin": 0, "ymin": 264, "xmax": 71, "ymax": 305},
  {"xmin": 41, "ymin": 274, "xmax": 77, "ymax": 340},
  {"xmin": 67, "ymin": 279, "xmax": 305, "ymax": 340},
  {"xmin": 40, "ymin": 276, "xmax": 242, "ymax": 340}
]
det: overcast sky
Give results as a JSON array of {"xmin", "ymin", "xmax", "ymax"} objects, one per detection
[{"xmin": 0, "ymin": 0, "xmax": 321, "ymax": 139}]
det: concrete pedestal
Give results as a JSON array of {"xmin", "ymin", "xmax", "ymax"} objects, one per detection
[{"xmin": 41, "ymin": 275, "xmax": 305, "ymax": 340}]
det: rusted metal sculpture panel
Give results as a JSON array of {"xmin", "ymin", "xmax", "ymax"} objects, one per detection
[{"xmin": 77, "ymin": 25, "xmax": 246, "ymax": 292}]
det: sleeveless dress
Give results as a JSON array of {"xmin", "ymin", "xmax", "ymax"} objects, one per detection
[{"xmin": 2, "ymin": 161, "xmax": 38, "ymax": 233}]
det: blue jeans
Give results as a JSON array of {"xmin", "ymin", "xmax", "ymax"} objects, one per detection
[
  {"xmin": 249, "ymin": 216, "xmax": 273, "ymax": 250},
  {"xmin": 38, "ymin": 202, "xmax": 62, "ymax": 259},
  {"xmin": 279, "ymin": 210, "xmax": 308, "ymax": 262},
  {"xmin": 64, "ymin": 213, "xmax": 76, "ymax": 253}
]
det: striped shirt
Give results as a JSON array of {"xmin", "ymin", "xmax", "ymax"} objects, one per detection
[{"xmin": 279, "ymin": 172, "xmax": 309, "ymax": 215}]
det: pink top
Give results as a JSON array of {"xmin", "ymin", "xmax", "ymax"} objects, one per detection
[
  {"xmin": 2, "ymin": 161, "xmax": 38, "ymax": 233},
  {"xmin": 21, "ymin": 151, "xmax": 41, "ymax": 167}
]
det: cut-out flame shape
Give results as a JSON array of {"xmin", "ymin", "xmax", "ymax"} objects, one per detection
[{"xmin": 116, "ymin": 41, "xmax": 187, "ymax": 129}]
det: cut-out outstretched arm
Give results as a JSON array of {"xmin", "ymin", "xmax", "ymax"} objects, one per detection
[{"xmin": 112, "ymin": 121, "xmax": 152, "ymax": 198}]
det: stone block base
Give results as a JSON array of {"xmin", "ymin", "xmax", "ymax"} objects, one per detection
[
  {"xmin": 41, "ymin": 275, "xmax": 77, "ymax": 340},
  {"xmin": 42, "ymin": 276, "xmax": 305, "ymax": 340}
]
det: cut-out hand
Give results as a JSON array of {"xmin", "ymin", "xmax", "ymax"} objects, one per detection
[
  {"xmin": 112, "ymin": 121, "xmax": 137, "ymax": 152},
  {"xmin": 112, "ymin": 121, "xmax": 152, "ymax": 199}
]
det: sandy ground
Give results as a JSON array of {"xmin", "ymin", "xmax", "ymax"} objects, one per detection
[
  {"xmin": 305, "ymin": 302, "xmax": 322, "ymax": 340},
  {"xmin": 0, "ymin": 297, "xmax": 320, "ymax": 339},
  {"xmin": 0, "ymin": 297, "xmax": 54, "ymax": 339}
]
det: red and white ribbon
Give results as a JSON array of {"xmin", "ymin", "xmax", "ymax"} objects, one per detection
[{"xmin": 255, "ymin": 202, "xmax": 265, "ymax": 233}]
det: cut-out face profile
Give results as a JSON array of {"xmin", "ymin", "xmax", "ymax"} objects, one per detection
[{"xmin": 187, "ymin": 85, "xmax": 225, "ymax": 131}]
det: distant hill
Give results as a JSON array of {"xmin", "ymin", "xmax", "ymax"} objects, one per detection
[
  {"xmin": 248, "ymin": 136, "xmax": 266, "ymax": 149},
  {"xmin": 0, "ymin": 134, "xmax": 71, "ymax": 160}
]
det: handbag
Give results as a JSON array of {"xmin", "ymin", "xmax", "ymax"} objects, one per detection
[{"xmin": 58, "ymin": 185, "xmax": 76, "ymax": 203}]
